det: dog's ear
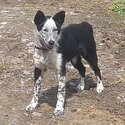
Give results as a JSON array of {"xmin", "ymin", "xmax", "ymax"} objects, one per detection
[
  {"xmin": 53, "ymin": 11, "xmax": 65, "ymax": 26},
  {"xmin": 34, "ymin": 10, "xmax": 46, "ymax": 27}
]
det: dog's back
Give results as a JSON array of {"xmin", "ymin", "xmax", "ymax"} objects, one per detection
[{"xmin": 58, "ymin": 22, "xmax": 96, "ymax": 61}]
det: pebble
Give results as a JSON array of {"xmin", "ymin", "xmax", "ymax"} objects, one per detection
[
  {"xmin": 1, "ymin": 22, "xmax": 8, "ymax": 25},
  {"xmin": 66, "ymin": 12, "xmax": 78, "ymax": 16},
  {"xmin": 86, "ymin": 15, "xmax": 91, "ymax": 19},
  {"xmin": 121, "ymin": 41, "xmax": 125, "ymax": 47},
  {"xmin": 1, "ymin": 10, "xmax": 9, "ymax": 13},
  {"xmin": 23, "ymin": 70, "xmax": 31, "ymax": 75},
  {"xmin": 117, "ymin": 95, "xmax": 125, "ymax": 102},
  {"xmin": 27, "ymin": 42, "xmax": 34, "ymax": 47},
  {"xmin": 104, "ymin": 0, "xmax": 110, "ymax": 2},
  {"xmin": 22, "ymin": 39, "xmax": 31, "ymax": 43},
  {"xmin": 20, "ymin": 11, "xmax": 25, "ymax": 15},
  {"xmin": 76, "ymin": 108, "xmax": 81, "ymax": 112},
  {"xmin": 0, "ymin": 26, "xmax": 5, "ymax": 29},
  {"xmin": 11, "ymin": 58, "xmax": 23, "ymax": 64},
  {"xmin": 32, "ymin": 112, "xmax": 42, "ymax": 117}
]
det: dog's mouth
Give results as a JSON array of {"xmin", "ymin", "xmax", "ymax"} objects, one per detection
[
  {"xmin": 46, "ymin": 43, "xmax": 54, "ymax": 49},
  {"xmin": 43, "ymin": 40, "xmax": 55, "ymax": 50},
  {"xmin": 37, "ymin": 33, "xmax": 54, "ymax": 50}
]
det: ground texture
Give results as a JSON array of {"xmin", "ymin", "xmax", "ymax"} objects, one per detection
[{"xmin": 0, "ymin": 0, "xmax": 125, "ymax": 125}]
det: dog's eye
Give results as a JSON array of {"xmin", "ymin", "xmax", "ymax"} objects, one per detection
[
  {"xmin": 53, "ymin": 28, "xmax": 58, "ymax": 32},
  {"xmin": 43, "ymin": 28, "xmax": 48, "ymax": 32}
]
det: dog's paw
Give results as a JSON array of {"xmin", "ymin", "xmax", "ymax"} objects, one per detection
[
  {"xmin": 96, "ymin": 83, "xmax": 104, "ymax": 93},
  {"xmin": 25, "ymin": 103, "xmax": 37, "ymax": 113},
  {"xmin": 26, "ymin": 106, "xmax": 34, "ymax": 113},
  {"xmin": 76, "ymin": 84, "xmax": 85, "ymax": 91},
  {"xmin": 54, "ymin": 107, "xmax": 64, "ymax": 116}
]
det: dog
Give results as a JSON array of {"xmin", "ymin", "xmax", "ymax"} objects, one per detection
[{"xmin": 26, "ymin": 10, "xmax": 104, "ymax": 116}]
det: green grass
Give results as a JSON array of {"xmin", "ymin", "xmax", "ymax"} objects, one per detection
[{"xmin": 112, "ymin": 0, "xmax": 125, "ymax": 14}]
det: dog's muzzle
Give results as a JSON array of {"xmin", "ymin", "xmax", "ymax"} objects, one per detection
[
  {"xmin": 37, "ymin": 33, "xmax": 55, "ymax": 50},
  {"xmin": 47, "ymin": 40, "xmax": 54, "ymax": 49}
]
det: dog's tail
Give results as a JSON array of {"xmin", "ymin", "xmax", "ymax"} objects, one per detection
[{"xmin": 81, "ymin": 58, "xmax": 90, "ymax": 68}]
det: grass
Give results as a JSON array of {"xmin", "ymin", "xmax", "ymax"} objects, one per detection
[{"xmin": 112, "ymin": 0, "xmax": 125, "ymax": 14}]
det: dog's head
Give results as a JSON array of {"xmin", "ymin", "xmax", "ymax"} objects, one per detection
[{"xmin": 34, "ymin": 10, "xmax": 65, "ymax": 50}]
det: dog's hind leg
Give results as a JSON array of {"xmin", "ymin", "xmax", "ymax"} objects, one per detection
[
  {"xmin": 84, "ymin": 54, "xmax": 104, "ymax": 93},
  {"xmin": 54, "ymin": 54, "xmax": 66, "ymax": 116},
  {"xmin": 71, "ymin": 56, "xmax": 86, "ymax": 91},
  {"xmin": 26, "ymin": 67, "xmax": 43, "ymax": 112},
  {"xmin": 92, "ymin": 64, "xmax": 104, "ymax": 93}
]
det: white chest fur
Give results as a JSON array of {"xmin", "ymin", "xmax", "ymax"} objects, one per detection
[{"xmin": 34, "ymin": 48, "xmax": 61, "ymax": 70}]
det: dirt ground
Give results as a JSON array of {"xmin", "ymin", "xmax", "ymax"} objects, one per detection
[{"xmin": 0, "ymin": 0, "xmax": 125, "ymax": 125}]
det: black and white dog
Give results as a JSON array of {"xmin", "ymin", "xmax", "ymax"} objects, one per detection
[{"xmin": 26, "ymin": 10, "xmax": 104, "ymax": 115}]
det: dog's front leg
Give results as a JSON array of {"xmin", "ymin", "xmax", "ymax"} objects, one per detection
[
  {"xmin": 26, "ymin": 67, "xmax": 43, "ymax": 112},
  {"xmin": 54, "ymin": 54, "xmax": 66, "ymax": 116}
]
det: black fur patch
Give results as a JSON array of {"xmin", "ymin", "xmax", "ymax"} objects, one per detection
[{"xmin": 58, "ymin": 22, "xmax": 96, "ymax": 62}]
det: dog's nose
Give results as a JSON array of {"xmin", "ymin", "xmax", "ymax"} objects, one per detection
[{"xmin": 48, "ymin": 40, "xmax": 54, "ymax": 46}]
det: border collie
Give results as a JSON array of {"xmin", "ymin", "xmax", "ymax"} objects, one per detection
[{"xmin": 26, "ymin": 10, "xmax": 104, "ymax": 116}]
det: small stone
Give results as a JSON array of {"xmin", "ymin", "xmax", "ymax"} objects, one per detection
[
  {"xmin": 86, "ymin": 15, "xmax": 91, "ymax": 18},
  {"xmin": 22, "ymin": 39, "xmax": 31, "ymax": 43},
  {"xmin": 121, "ymin": 41, "xmax": 125, "ymax": 47},
  {"xmin": 76, "ymin": 108, "xmax": 81, "ymax": 112},
  {"xmin": 59, "ymin": 7, "xmax": 64, "ymax": 10},
  {"xmin": 1, "ymin": 10, "xmax": 9, "ymax": 13},
  {"xmin": 32, "ymin": 112, "xmax": 42, "ymax": 117},
  {"xmin": 23, "ymin": 70, "xmax": 31, "ymax": 75},
  {"xmin": 115, "ymin": 50, "xmax": 119, "ymax": 54},
  {"xmin": 20, "ymin": 11, "xmax": 25, "ymax": 15},
  {"xmin": 117, "ymin": 95, "xmax": 125, "ymax": 102},
  {"xmin": 66, "ymin": 12, "xmax": 78, "ymax": 16},
  {"xmin": 101, "ymin": 39, "xmax": 106, "ymax": 43},
  {"xmin": 104, "ymin": 0, "xmax": 110, "ymax": 3},
  {"xmin": 0, "ymin": 26, "xmax": 5, "ymax": 29},
  {"xmin": 71, "ymin": 108, "xmax": 77, "ymax": 112},
  {"xmin": 1, "ymin": 22, "xmax": 8, "ymax": 25}
]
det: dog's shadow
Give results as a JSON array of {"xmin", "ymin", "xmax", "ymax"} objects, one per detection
[{"xmin": 38, "ymin": 75, "xmax": 96, "ymax": 108}]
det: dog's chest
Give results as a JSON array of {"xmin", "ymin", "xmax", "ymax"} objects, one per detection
[
  {"xmin": 34, "ymin": 48, "xmax": 59, "ymax": 70},
  {"xmin": 45, "ymin": 51, "xmax": 58, "ymax": 69}
]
